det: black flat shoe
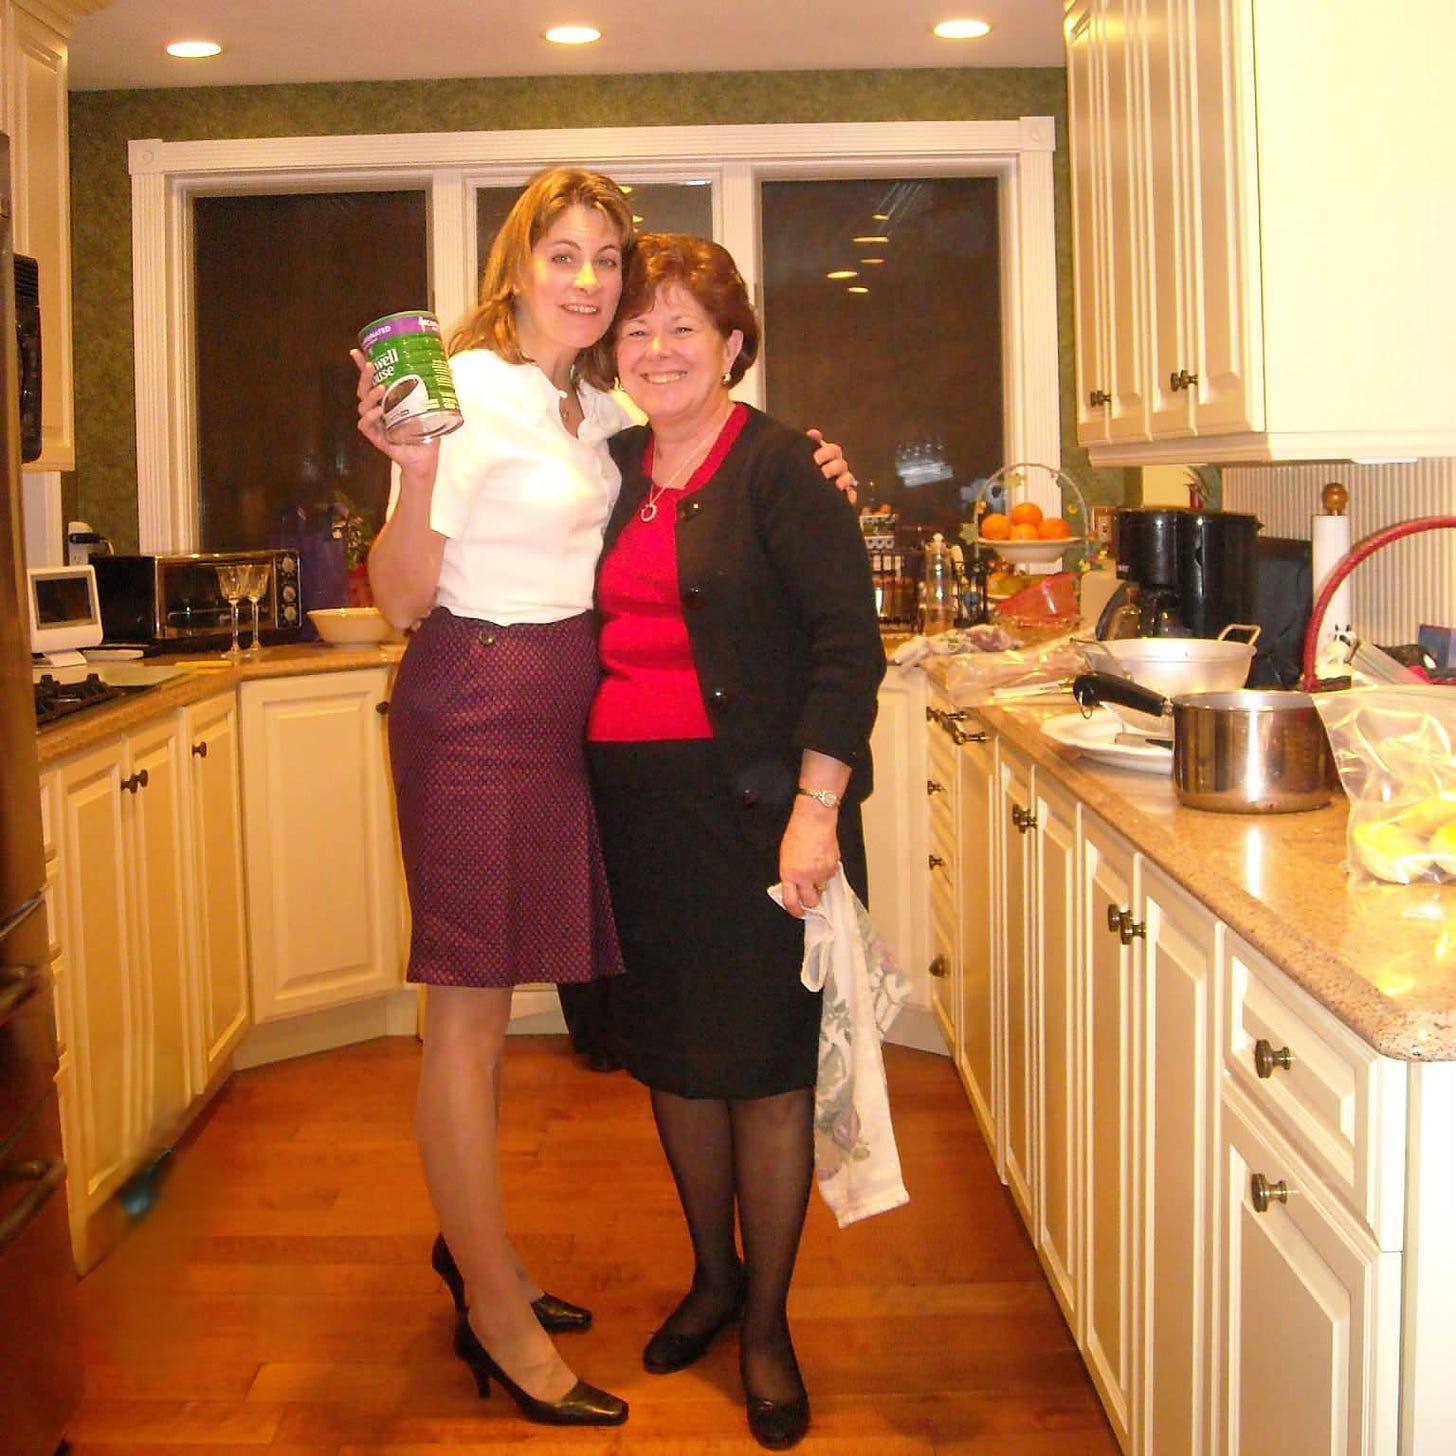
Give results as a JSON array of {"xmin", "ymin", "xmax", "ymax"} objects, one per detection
[
  {"xmin": 642, "ymin": 1282, "xmax": 745, "ymax": 1375},
  {"xmin": 431, "ymin": 1235, "xmax": 593, "ymax": 1331},
  {"xmin": 453, "ymin": 1314, "xmax": 628, "ymax": 1426},
  {"xmin": 745, "ymin": 1389, "xmax": 810, "ymax": 1451}
]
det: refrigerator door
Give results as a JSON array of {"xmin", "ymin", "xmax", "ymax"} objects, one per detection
[{"xmin": 0, "ymin": 129, "xmax": 83, "ymax": 1454}]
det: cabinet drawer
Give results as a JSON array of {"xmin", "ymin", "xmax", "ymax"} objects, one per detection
[{"xmin": 1224, "ymin": 933, "xmax": 1406, "ymax": 1249}]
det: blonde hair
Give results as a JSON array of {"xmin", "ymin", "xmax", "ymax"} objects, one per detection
[{"xmin": 449, "ymin": 167, "xmax": 635, "ymax": 391}]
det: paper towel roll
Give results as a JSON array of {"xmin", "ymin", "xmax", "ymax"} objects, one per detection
[{"xmin": 1311, "ymin": 512, "xmax": 1352, "ymax": 647}]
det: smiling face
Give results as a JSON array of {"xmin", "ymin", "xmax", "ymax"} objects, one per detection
[
  {"xmin": 513, "ymin": 203, "xmax": 625, "ymax": 382},
  {"xmin": 614, "ymin": 283, "xmax": 743, "ymax": 436}
]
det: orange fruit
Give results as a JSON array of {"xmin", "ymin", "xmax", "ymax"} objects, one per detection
[
  {"xmin": 1009, "ymin": 522, "xmax": 1041, "ymax": 541},
  {"xmin": 979, "ymin": 512, "xmax": 1012, "ymax": 540},
  {"xmin": 1009, "ymin": 501, "xmax": 1044, "ymax": 527},
  {"xmin": 1037, "ymin": 516, "xmax": 1071, "ymax": 539}
]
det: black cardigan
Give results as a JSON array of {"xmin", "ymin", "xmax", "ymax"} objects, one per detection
[{"xmin": 602, "ymin": 407, "xmax": 885, "ymax": 842}]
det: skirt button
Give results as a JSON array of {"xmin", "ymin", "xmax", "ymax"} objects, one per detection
[{"xmin": 478, "ymin": 630, "xmax": 496, "ymax": 647}]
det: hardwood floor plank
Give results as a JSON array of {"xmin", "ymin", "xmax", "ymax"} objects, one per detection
[{"xmin": 70, "ymin": 1036, "xmax": 1117, "ymax": 1453}]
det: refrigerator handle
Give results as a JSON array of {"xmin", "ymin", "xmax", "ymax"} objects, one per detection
[
  {"xmin": 0, "ymin": 1156, "xmax": 67, "ymax": 1255},
  {"xmin": 0, "ymin": 890, "xmax": 44, "ymax": 943},
  {"xmin": 0, "ymin": 963, "xmax": 46, "ymax": 1030}
]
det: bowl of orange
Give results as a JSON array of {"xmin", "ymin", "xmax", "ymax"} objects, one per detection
[{"xmin": 976, "ymin": 500, "xmax": 1081, "ymax": 564}]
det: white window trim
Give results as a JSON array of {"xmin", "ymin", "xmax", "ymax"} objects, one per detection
[{"xmin": 130, "ymin": 118, "xmax": 1058, "ymax": 551}]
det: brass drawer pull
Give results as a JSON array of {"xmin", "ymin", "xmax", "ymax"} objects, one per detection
[
  {"xmin": 1254, "ymin": 1039, "xmax": 1294, "ymax": 1079},
  {"xmin": 1250, "ymin": 1172, "xmax": 1290, "ymax": 1213},
  {"xmin": 929, "ymin": 954, "xmax": 950, "ymax": 980}
]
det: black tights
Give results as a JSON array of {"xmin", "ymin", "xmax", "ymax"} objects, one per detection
[{"xmin": 649, "ymin": 1085, "xmax": 814, "ymax": 1404}]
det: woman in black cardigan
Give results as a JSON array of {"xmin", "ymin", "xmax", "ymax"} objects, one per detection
[{"xmin": 586, "ymin": 234, "xmax": 884, "ymax": 1451}]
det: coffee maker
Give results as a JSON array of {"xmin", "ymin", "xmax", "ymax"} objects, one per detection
[{"xmin": 1105, "ymin": 508, "xmax": 1259, "ymax": 639}]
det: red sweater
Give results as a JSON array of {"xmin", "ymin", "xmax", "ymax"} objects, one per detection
[{"xmin": 588, "ymin": 407, "xmax": 747, "ymax": 742}]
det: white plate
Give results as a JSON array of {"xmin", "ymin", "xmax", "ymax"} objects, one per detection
[
  {"xmin": 979, "ymin": 536, "xmax": 1084, "ymax": 565},
  {"xmin": 1040, "ymin": 708, "xmax": 1173, "ymax": 775}
]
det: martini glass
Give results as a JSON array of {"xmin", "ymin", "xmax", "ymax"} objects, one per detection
[
  {"xmin": 215, "ymin": 564, "xmax": 247, "ymax": 660},
  {"xmin": 243, "ymin": 562, "xmax": 271, "ymax": 654}
]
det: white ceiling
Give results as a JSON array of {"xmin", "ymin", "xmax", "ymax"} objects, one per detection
[{"xmin": 67, "ymin": 0, "xmax": 1068, "ymax": 92}]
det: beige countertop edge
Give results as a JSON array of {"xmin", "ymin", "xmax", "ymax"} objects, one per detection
[
  {"xmin": 911, "ymin": 658, "xmax": 1456, "ymax": 1063},
  {"xmin": 36, "ymin": 643, "xmax": 405, "ymax": 766}
]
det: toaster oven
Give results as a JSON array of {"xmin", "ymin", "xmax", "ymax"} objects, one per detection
[{"xmin": 92, "ymin": 550, "xmax": 303, "ymax": 648}]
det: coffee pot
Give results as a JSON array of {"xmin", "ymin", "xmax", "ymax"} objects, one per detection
[{"xmin": 1104, "ymin": 508, "xmax": 1260, "ymax": 640}]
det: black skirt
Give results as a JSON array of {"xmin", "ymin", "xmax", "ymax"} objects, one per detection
[
  {"xmin": 589, "ymin": 738, "xmax": 866, "ymax": 1100},
  {"xmin": 389, "ymin": 607, "xmax": 623, "ymax": 989}
]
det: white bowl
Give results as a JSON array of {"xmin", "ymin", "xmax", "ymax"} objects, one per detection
[
  {"xmin": 308, "ymin": 607, "xmax": 401, "ymax": 646},
  {"xmin": 980, "ymin": 536, "xmax": 1084, "ymax": 565}
]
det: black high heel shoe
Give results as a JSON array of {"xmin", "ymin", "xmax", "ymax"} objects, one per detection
[
  {"xmin": 431, "ymin": 1234, "xmax": 593, "ymax": 1331},
  {"xmin": 453, "ymin": 1313, "xmax": 628, "ymax": 1426},
  {"xmin": 742, "ymin": 1349, "xmax": 810, "ymax": 1451},
  {"xmin": 642, "ymin": 1273, "xmax": 746, "ymax": 1375}
]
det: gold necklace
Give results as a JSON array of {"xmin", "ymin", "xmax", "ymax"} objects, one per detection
[{"xmin": 639, "ymin": 408, "xmax": 730, "ymax": 523}]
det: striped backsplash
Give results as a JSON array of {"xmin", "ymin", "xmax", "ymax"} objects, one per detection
[{"xmin": 1222, "ymin": 459, "xmax": 1456, "ymax": 647}]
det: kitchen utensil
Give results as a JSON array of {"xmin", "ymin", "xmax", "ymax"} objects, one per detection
[
  {"xmin": 1071, "ymin": 676, "xmax": 1331, "ymax": 812},
  {"xmin": 1075, "ymin": 624, "xmax": 1260, "ymax": 699}
]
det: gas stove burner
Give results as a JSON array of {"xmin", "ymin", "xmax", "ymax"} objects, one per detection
[{"xmin": 33, "ymin": 671, "xmax": 140, "ymax": 727}]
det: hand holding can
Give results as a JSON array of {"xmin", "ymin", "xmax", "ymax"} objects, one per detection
[{"xmin": 357, "ymin": 311, "xmax": 463, "ymax": 444}]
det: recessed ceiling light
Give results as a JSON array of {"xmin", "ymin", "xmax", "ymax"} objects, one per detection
[
  {"xmin": 872, "ymin": 212, "xmax": 890, "ymax": 222},
  {"xmin": 860, "ymin": 257, "xmax": 885, "ymax": 266},
  {"xmin": 933, "ymin": 18, "xmax": 992, "ymax": 40},
  {"xmin": 847, "ymin": 286, "xmax": 870, "ymax": 295},
  {"xmin": 544, "ymin": 25, "xmax": 602, "ymax": 46},
  {"xmin": 166, "ymin": 40, "xmax": 222, "ymax": 59},
  {"xmin": 826, "ymin": 269, "xmax": 859, "ymax": 280},
  {"xmin": 852, "ymin": 235, "xmax": 889, "ymax": 245}
]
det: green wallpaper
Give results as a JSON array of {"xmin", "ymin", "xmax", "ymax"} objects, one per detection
[{"xmin": 69, "ymin": 65, "xmax": 1121, "ymax": 549}]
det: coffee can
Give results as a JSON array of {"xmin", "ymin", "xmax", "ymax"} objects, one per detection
[{"xmin": 358, "ymin": 311, "xmax": 463, "ymax": 444}]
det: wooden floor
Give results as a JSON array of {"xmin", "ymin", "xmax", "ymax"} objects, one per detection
[{"xmin": 66, "ymin": 1035, "xmax": 1118, "ymax": 1455}]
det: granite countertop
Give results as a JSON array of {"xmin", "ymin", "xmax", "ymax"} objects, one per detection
[
  {"xmin": 911, "ymin": 656, "xmax": 1456, "ymax": 1063},
  {"xmin": 36, "ymin": 642, "xmax": 405, "ymax": 765}
]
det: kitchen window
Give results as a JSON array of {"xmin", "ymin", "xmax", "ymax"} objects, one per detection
[{"xmin": 129, "ymin": 120, "xmax": 1058, "ymax": 551}]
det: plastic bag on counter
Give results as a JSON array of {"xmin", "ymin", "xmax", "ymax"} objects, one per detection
[
  {"xmin": 1312, "ymin": 686, "xmax": 1456, "ymax": 899},
  {"xmin": 943, "ymin": 631, "xmax": 1085, "ymax": 708}
]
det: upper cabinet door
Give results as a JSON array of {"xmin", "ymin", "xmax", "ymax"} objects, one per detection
[{"xmin": 1064, "ymin": 0, "xmax": 1456, "ymax": 464}]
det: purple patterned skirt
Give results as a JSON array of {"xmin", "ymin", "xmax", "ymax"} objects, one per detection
[{"xmin": 388, "ymin": 607, "xmax": 623, "ymax": 988}]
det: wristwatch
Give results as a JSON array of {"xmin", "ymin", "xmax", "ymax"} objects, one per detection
[{"xmin": 796, "ymin": 786, "xmax": 842, "ymax": 809}]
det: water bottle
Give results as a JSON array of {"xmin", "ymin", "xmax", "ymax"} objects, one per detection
[{"xmin": 920, "ymin": 532, "xmax": 956, "ymax": 635}]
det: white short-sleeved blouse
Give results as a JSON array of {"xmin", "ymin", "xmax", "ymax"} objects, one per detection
[{"xmin": 390, "ymin": 348, "xmax": 631, "ymax": 625}]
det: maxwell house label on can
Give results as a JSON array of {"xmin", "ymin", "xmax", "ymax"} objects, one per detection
[{"xmin": 358, "ymin": 311, "xmax": 464, "ymax": 444}]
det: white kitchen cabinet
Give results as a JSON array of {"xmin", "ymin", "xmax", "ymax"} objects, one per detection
[
  {"xmin": 182, "ymin": 694, "xmax": 249, "ymax": 1091},
  {"xmin": 239, "ymin": 668, "xmax": 404, "ymax": 1022},
  {"xmin": 1138, "ymin": 862, "xmax": 1219, "ymax": 1455},
  {"xmin": 864, "ymin": 667, "xmax": 938, "ymax": 1051},
  {"xmin": 997, "ymin": 743, "xmax": 1038, "ymax": 1237},
  {"xmin": 1032, "ymin": 769, "xmax": 1079, "ymax": 1335},
  {"xmin": 925, "ymin": 691, "xmax": 960, "ymax": 1056},
  {"xmin": 1218, "ymin": 1085, "xmax": 1401, "ymax": 1456},
  {"xmin": 1064, "ymin": 0, "xmax": 1456, "ymax": 463},
  {"xmin": 954, "ymin": 716, "xmax": 998, "ymax": 1154},
  {"xmin": 4, "ymin": 1, "xmax": 90, "ymax": 470},
  {"xmin": 1079, "ymin": 812, "xmax": 1139, "ymax": 1451},
  {"xmin": 50, "ymin": 714, "xmax": 191, "ymax": 1264}
]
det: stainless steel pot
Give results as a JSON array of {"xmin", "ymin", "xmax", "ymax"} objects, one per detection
[{"xmin": 1071, "ymin": 678, "xmax": 1332, "ymax": 813}]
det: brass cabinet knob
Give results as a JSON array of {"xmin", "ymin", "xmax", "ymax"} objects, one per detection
[
  {"xmin": 1254, "ymin": 1038, "xmax": 1294, "ymax": 1079},
  {"xmin": 121, "ymin": 768, "xmax": 150, "ymax": 794},
  {"xmin": 1089, "ymin": 388, "xmax": 1111, "ymax": 408},
  {"xmin": 375, "ymin": 700, "xmax": 390, "ymax": 716},
  {"xmin": 929, "ymin": 954, "xmax": 950, "ymax": 979},
  {"xmin": 1011, "ymin": 804, "xmax": 1037, "ymax": 833},
  {"xmin": 1250, "ymin": 1172, "xmax": 1290, "ymax": 1213},
  {"xmin": 928, "ymin": 853, "xmax": 946, "ymax": 871},
  {"xmin": 1119, "ymin": 916, "xmax": 1146, "ymax": 946},
  {"xmin": 191, "ymin": 740, "xmax": 208, "ymax": 758},
  {"xmin": 1106, "ymin": 902, "xmax": 1124, "ymax": 933},
  {"xmin": 927, "ymin": 779, "xmax": 946, "ymax": 796}
]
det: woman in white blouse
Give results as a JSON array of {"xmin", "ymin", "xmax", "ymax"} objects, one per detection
[{"xmin": 353, "ymin": 168, "xmax": 847, "ymax": 1431}]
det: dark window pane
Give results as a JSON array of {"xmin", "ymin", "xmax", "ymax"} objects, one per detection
[
  {"xmin": 761, "ymin": 178, "xmax": 1002, "ymax": 536},
  {"xmin": 193, "ymin": 191, "xmax": 428, "ymax": 551}
]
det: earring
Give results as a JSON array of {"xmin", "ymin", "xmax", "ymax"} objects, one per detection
[{"xmin": 721, "ymin": 371, "xmax": 732, "ymax": 385}]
